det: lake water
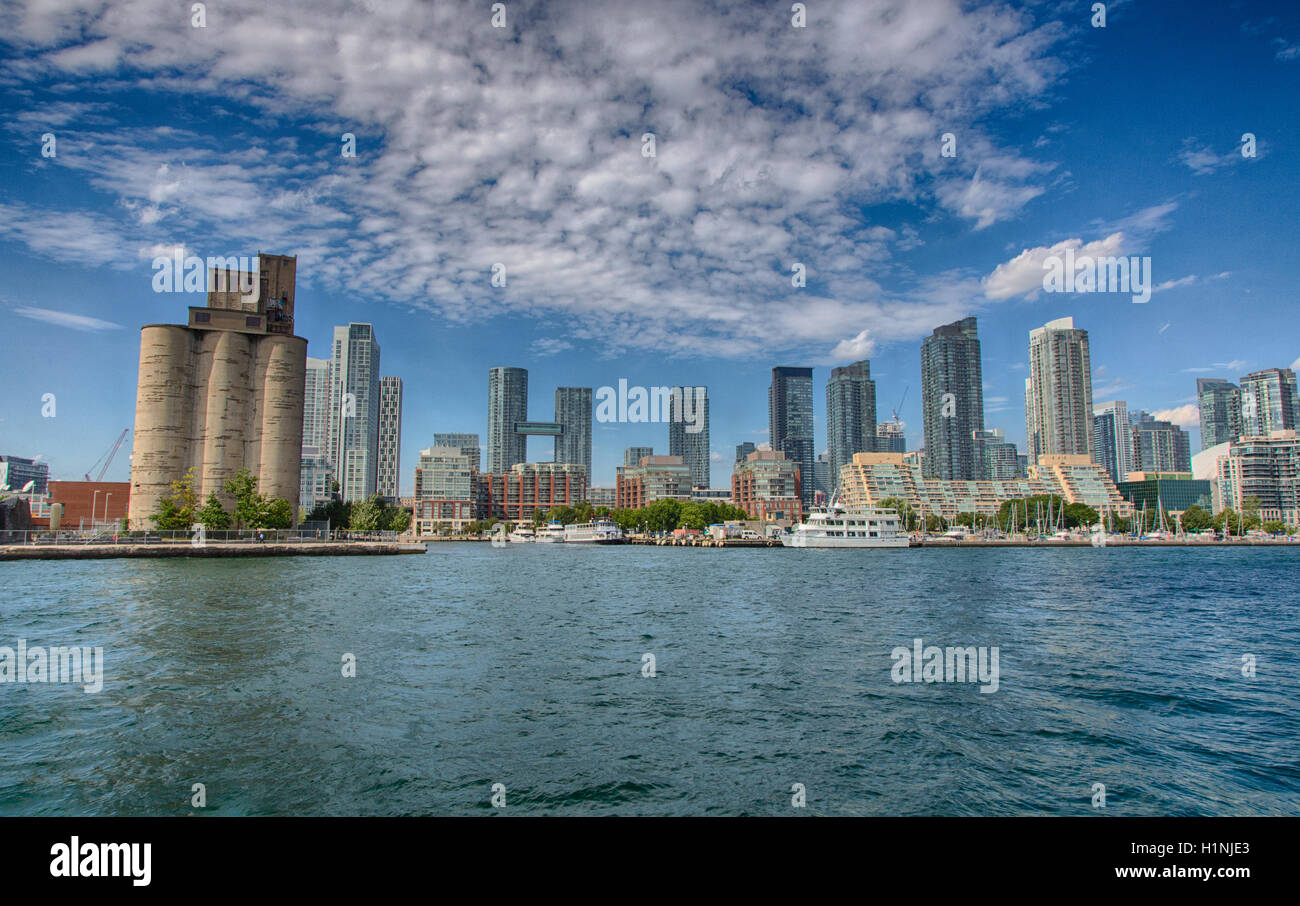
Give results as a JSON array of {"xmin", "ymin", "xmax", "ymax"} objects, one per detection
[{"xmin": 2, "ymin": 544, "xmax": 1297, "ymax": 815}]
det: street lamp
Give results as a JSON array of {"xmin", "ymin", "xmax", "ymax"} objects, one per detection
[
  {"xmin": 103, "ymin": 493, "xmax": 112, "ymax": 528},
  {"xmin": 91, "ymin": 490, "xmax": 100, "ymax": 531}
]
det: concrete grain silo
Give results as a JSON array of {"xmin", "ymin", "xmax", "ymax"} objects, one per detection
[{"xmin": 128, "ymin": 254, "xmax": 306, "ymax": 528}]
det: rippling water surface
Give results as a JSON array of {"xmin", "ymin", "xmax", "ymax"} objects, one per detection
[{"xmin": 1, "ymin": 545, "xmax": 1297, "ymax": 816}]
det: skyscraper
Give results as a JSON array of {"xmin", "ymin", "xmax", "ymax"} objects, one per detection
[
  {"xmin": 377, "ymin": 376, "xmax": 403, "ymax": 501},
  {"xmin": 303, "ymin": 357, "xmax": 331, "ymax": 451},
  {"xmin": 1239, "ymin": 368, "xmax": 1300, "ymax": 437},
  {"xmin": 734, "ymin": 442, "xmax": 756, "ymax": 463},
  {"xmin": 1092, "ymin": 400, "xmax": 1133, "ymax": 485},
  {"xmin": 920, "ymin": 318, "xmax": 984, "ymax": 480},
  {"xmin": 876, "ymin": 422, "xmax": 906, "ymax": 454},
  {"xmin": 1131, "ymin": 411, "xmax": 1192, "ymax": 473},
  {"xmin": 971, "ymin": 428, "xmax": 1020, "ymax": 480},
  {"xmin": 128, "ymin": 253, "xmax": 306, "ymax": 526},
  {"xmin": 434, "ymin": 433, "xmax": 481, "ymax": 471},
  {"xmin": 770, "ymin": 366, "xmax": 815, "ymax": 510},
  {"xmin": 1197, "ymin": 378, "xmax": 1242, "ymax": 450},
  {"xmin": 825, "ymin": 360, "xmax": 876, "ymax": 490},
  {"xmin": 625, "ymin": 446, "xmax": 654, "ymax": 467},
  {"xmin": 668, "ymin": 385, "xmax": 710, "ymax": 488},
  {"xmin": 554, "ymin": 386, "xmax": 593, "ymax": 475},
  {"xmin": 1025, "ymin": 317, "xmax": 1093, "ymax": 461},
  {"xmin": 487, "ymin": 367, "xmax": 528, "ymax": 473},
  {"xmin": 327, "ymin": 323, "xmax": 381, "ymax": 503}
]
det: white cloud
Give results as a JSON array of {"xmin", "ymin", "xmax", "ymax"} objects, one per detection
[
  {"xmin": 826, "ymin": 329, "xmax": 875, "ymax": 363},
  {"xmin": 983, "ymin": 232, "xmax": 1125, "ymax": 300},
  {"xmin": 0, "ymin": 0, "xmax": 1066, "ymax": 359},
  {"xmin": 12, "ymin": 306, "xmax": 122, "ymax": 331},
  {"xmin": 1151, "ymin": 404, "xmax": 1199, "ymax": 428}
]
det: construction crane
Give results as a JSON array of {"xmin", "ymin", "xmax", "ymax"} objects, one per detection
[
  {"xmin": 891, "ymin": 386, "xmax": 909, "ymax": 427},
  {"xmin": 86, "ymin": 429, "xmax": 129, "ymax": 481}
]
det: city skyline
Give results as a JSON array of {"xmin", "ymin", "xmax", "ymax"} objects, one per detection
[{"xmin": 2, "ymin": 0, "xmax": 1298, "ymax": 495}]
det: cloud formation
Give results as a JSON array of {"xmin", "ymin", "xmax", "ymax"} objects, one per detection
[{"xmin": 0, "ymin": 0, "xmax": 1064, "ymax": 358}]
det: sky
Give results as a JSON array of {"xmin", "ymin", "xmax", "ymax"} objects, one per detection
[{"xmin": 1, "ymin": 0, "xmax": 1297, "ymax": 494}]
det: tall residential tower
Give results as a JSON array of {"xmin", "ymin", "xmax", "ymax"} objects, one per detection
[
  {"xmin": 1025, "ymin": 317, "xmax": 1093, "ymax": 461},
  {"xmin": 770, "ymin": 366, "xmax": 815, "ymax": 511},
  {"xmin": 825, "ymin": 360, "xmax": 876, "ymax": 490},
  {"xmin": 920, "ymin": 318, "xmax": 984, "ymax": 480}
]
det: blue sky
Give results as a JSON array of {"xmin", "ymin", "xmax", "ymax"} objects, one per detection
[{"xmin": 1, "ymin": 0, "xmax": 1297, "ymax": 494}]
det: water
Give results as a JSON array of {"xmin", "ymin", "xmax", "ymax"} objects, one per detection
[{"xmin": 1, "ymin": 545, "xmax": 1297, "ymax": 816}]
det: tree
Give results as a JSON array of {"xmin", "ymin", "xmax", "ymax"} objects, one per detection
[
  {"xmin": 260, "ymin": 498, "xmax": 294, "ymax": 529},
  {"xmin": 1180, "ymin": 504, "xmax": 1212, "ymax": 533},
  {"xmin": 387, "ymin": 508, "xmax": 411, "ymax": 533},
  {"xmin": 195, "ymin": 492, "xmax": 232, "ymax": 530},
  {"xmin": 349, "ymin": 495, "xmax": 385, "ymax": 531},
  {"xmin": 151, "ymin": 467, "xmax": 199, "ymax": 529},
  {"xmin": 1213, "ymin": 508, "xmax": 1241, "ymax": 535},
  {"xmin": 223, "ymin": 469, "xmax": 265, "ymax": 530},
  {"xmin": 877, "ymin": 496, "xmax": 916, "ymax": 531},
  {"xmin": 1262, "ymin": 520, "xmax": 1285, "ymax": 535}
]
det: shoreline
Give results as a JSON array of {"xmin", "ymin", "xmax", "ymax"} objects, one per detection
[{"xmin": 0, "ymin": 541, "xmax": 427, "ymax": 561}]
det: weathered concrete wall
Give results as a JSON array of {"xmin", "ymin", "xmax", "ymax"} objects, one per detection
[{"xmin": 128, "ymin": 326, "xmax": 306, "ymax": 528}]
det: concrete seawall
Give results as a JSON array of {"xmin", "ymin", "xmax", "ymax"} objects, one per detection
[{"xmin": 0, "ymin": 541, "xmax": 427, "ymax": 561}]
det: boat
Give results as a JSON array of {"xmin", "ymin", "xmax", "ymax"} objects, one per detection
[
  {"xmin": 534, "ymin": 520, "xmax": 566, "ymax": 542},
  {"xmin": 507, "ymin": 525, "xmax": 536, "ymax": 543},
  {"xmin": 780, "ymin": 501, "xmax": 909, "ymax": 548},
  {"xmin": 563, "ymin": 519, "xmax": 625, "ymax": 544}
]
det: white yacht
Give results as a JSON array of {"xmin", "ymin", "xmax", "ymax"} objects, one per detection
[
  {"xmin": 534, "ymin": 520, "xmax": 566, "ymax": 543},
  {"xmin": 508, "ymin": 525, "xmax": 536, "ymax": 543},
  {"xmin": 563, "ymin": 519, "xmax": 625, "ymax": 544},
  {"xmin": 780, "ymin": 502, "xmax": 909, "ymax": 548}
]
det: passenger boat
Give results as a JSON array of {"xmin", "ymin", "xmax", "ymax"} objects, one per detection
[
  {"xmin": 507, "ymin": 525, "xmax": 536, "ymax": 543},
  {"xmin": 534, "ymin": 520, "xmax": 566, "ymax": 542},
  {"xmin": 563, "ymin": 519, "xmax": 625, "ymax": 544},
  {"xmin": 780, "ymin": 501, "xmax": 908, "ymax": 548}
]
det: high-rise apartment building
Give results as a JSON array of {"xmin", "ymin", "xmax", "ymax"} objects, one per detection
[
  {"xmin": 377, "ymin": 376, "xmax": 403, "ymax": 501},
  {"xmin": 554, "ymin": 387, "xmax": 593, "ymax": 475},
  {"xmin": 732, "ymin": 450, "xmax": 803, "ymax": 523},
  {"xmin": 876, "ymin": 422, "xmax": 906, "ymax": 454},
  {"xmin": 1025, "ymin": 317, "xmax": 1093, "ymax": 461},
  {"xmin": 972, "ymin": 428, "xmax": 1020, "ymax": 480},
  {"xmin": 303, "ymin": 357, "xmax": 331, "ymax": 450},
  {"xmin": 487, "ymin": 367, "xmax": 528, "ymax": 473},
  {"xmin": 433, "ymin": 433, "xmax": 481, "ymax": 471},
  {"xmin": 625, "ymin": 446, "xmax": 654, "ymax": 467},
  {"xmin": 1091, "ymin": 400, "xmax": 1133, "ymax": 485},
  {"xmin": 825, "ymin": 360, "xmax": 877, "ymax": 490},
  {"xmin": 735, "ymin": 442, "xmax": 756, "ymax": 463},
  {"xmin": 920, "ymin": 318, "xmax": 984, "ymax": 480},
  {"xmin": 1197, "ymin": 378, "xmax": 1242, "ymax": 450},
  {"xmin": 1239, "ymin": 368, "xmax": 1300, "ymax": 437},
  {"xmin": 128, "ymin": 253, "xmax": 306, "ymax": 526},
  {"xmin": 1130, "ymin": 411, "xmax": 1192, "ymax": 474},
  {"xmin": 770, "ymin": 366, "xmax": 815, "ymax": 511},
  {"xmin": 668, "ymin": 386, "xmax": 710, "ymax": 488},
  {"xmin": 0, "ymin": 455, "xmax": 50, "ymax": 495},
  {"xmin": 326, "ymin": 323, "xmax": 381, "ymax": 503}
]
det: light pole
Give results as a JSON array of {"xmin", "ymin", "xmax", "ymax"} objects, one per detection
[
  {"xmin": 103, "ymin": 493, "xmax": 112, "ymax": 529},
  {"xmin": 91, "ymin": 491, "xmax": 100, "ymax": 532}
]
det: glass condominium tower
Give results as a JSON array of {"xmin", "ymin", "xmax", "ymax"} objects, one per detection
[
  {"xmin": 327, "ymin": 323, "xmax": 381, "ymax": 503},
  {"xmin": 1026, "ymin": 317, "xmax": 1093, "ymax": 460},
  {"xmin": 920, "ymin": 317, "xmax": 984, "ymax": 480},
  {"xmin": 668, "ymin": 385, "xmax": 710, "ymax": 488},
  {"xmin": 377, "ymin": 375, "xmax": 403, "ymax": 501},
  {"xmin": 554, "ymin": 386, "xmax": 593, "ymax": 475},
  {"xmin": 769, "ymin": 366, "xmax": 815, "ymax": 511},
  {"xmin": 1197, "ymin": 378, "xmax": 1242, "ymax": 450},
  {"xmin": 825, "ymin": 360, "xmax": 876, "ymax": 491},
  {"xmin": 1239, "ymin": 368, "xmax": 1300, "ymax": 437},
  {"xmin": 487, "ymin": 366, "xmax": 528, "ymax": 473}
]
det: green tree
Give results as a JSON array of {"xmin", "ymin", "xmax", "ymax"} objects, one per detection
[
  {"xmin": 260, "ymin": 498, "xmax": 294, "ymax": 529},
  {"xmin": 151, "ymin": 467, "xmax": 200, "ymax": 529},
  {"xmin": 223, "ymin": 469, "xmax": 265, "ymax": 530},
  {"xmin": 349, "ymin": 495, "xmax": 385, "ymax": 531},
  {"xmin": 1262, "ymin": 519, "xmax": 1285, "ymax": 535},
  {"xmin": 195, "ymin": 492, "xmax": 232, "ymax": 530},
  {"xmin": 1180, "ymin": 504, "xmax": 1212, "ymax": 533},
  {"xmin": 877, "ymin": 496, "xmax": 916, "ymax": 531},
  {"xmin": 387, "ymin": 507, "xmax": 411, "ymax": 533}
]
